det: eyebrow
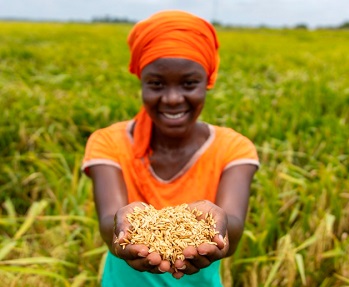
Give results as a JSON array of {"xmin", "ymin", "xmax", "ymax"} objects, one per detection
[
  {"xmin": 144, "ymin": 72, "xmax": 204, "ymax": 77},
  {"xmin": 183, "ymin": 72, "xmax": 204, "ymax": 77},
  {"xmin": 140, "ymin": 70, "xmax": 164, "ymax": 78}
]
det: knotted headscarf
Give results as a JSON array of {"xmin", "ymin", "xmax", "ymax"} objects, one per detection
[{"xmin": 127, "ymin": 10, "xmax": 220, "ymax": 158}]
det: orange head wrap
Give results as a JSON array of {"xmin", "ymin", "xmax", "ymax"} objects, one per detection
[{"xmin": 127, "ymin": 10, "xmax": 220, "ymax": 158}]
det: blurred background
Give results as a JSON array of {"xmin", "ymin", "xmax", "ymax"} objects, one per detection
[{"xmin": 0, "ymin": 1, "xmax": 348, "ymax": 287}]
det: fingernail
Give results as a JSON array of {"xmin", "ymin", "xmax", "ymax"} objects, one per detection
[
  {"xmin": 158, "ymin": 267, "xmax": 166, "ymax": 273},
  {"xmin": 198, "ymin": 252, "xmax": 207, "ymax": 256},
  {"xmin": 185, "ymin": 255, "xmax": 194, "ymax": 259},
  {"xmin": 178, "ymin": 265, "xmax": 186, "ymax": 270},
  {"xmin": 118, "ymin": 231, "xmax": 125, "ymax": 240},
  {"xmin": 219, "ymin": 234, "xmax": 226, "ymax": 245},
  {"xmin": 138, "ymin": 252, "xmax": 147, "ymax": 258},
  {"xmin": 174, "ymin": 273, "xmax": 184, "ymax": 280}
]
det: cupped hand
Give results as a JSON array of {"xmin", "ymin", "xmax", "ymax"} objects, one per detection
[
  {"xmin": 113, "ymin": 202, "xmax": 172, "ymax": 274},
  {"xmin": 172, "ymin": 200, "xmax": 229, "ymax": 279}
]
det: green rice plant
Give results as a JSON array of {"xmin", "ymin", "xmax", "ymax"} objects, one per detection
[{"xmin": 0, "ymin": 22, "xmax": 348, "ymax": 286}]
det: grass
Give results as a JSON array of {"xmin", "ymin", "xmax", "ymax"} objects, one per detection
[{"xmin": 0, "ymin": 21, "xmax": 348, "ymax": 286}]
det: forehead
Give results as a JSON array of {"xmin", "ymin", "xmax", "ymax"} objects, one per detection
[{"xmin": 141, "ymin": 58, "xmax": 206, "ymax": 77}]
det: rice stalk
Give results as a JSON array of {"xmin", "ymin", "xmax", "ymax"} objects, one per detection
[
  {"xmin": 13, "ymin": 200, "xmax": 48, "ymax": 240},
  {"xmin": 0, "ymin": 266, "xmax": 70, "ymax": 287}
]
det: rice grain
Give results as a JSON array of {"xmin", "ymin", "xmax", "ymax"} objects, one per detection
[{"xmin": 120, "ymin": 204, "xmax": 218, "ymax": 265}]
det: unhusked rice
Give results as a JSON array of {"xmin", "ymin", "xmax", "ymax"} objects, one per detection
[{"xmin": 120, "ymin": 203, "xmax": 218, "ymax": 264}]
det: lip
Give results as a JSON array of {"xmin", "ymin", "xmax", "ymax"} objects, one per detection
[
  {"xmin": 159, "ymin": 111, "xmax": 189, "ymax": 125},
  {"xmin": 162, "ymin": 112, "xmax": 185, "ymax": 119}
]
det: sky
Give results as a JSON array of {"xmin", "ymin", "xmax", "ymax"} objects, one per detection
[{"xmin": 0, "ymin": 0, "xmax": 348, "ymax": 28}]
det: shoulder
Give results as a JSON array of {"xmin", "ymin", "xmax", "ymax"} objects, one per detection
[
  {"xmin": 88, "ymin": 120, "xmax": 133, "ymax": 145},
  {"xmin": 209, "ymin": 124, "xmax": 259, "ymax": 167},
  {"xmin": 91, "ymin": 120, "xmax": 131, "ymax": 137},
  {"xmin": 83, "ymin": 120, "xmax": 133, "ymax": 159},
  {"xmin": 82, "ymin": 120, "xmax": 134, "ymax": 175},
  {"xmin": 211, "ymin": 125, "xmax": 253, "ymax": 145}
]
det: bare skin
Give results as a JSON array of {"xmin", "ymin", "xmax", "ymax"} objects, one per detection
[{"xmin": 88, "ymin": 58, "xmax": 258, "ymax": 279}]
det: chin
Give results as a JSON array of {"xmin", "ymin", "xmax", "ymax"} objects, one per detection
[{"xmin": 157, "ymin": 125, "xmax": 192, "ymax": 139}]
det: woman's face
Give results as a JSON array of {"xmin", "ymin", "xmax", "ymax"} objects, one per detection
[{"xmin": 140, "ymin": 58, "xmax": 207, "ymax": 139}]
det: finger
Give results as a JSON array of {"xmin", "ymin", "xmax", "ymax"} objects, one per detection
[
  {"xmin": 117, "ymin": 243, "xmax": 149, "ymax": 260},
  {"xmin": 147, "ymin": 252, "xmax": 162, "ymax": 266},
  {"xmin": 144, "ymin": 256, "xmax": 172, "ymax": 274},
  {"xmin": 181, "ymin": 247, "xmax": 211, "ymax": 270},
  {"xmin": 114, "ymin": 209, "xmax": 131, "ymax": 236},
  {"xmin": 182, "ymin": 245, "xmax": 197, "ymax": 260},
  {"xmin": 114, "ymin": 202, "xmax": 148, "ymax": 237},
  {"xmin": 197, "ymin": 242, "xmax": 226, "ymax": 262},
  {"xmin": 187, "ymin": 200, "xmax": 227, "ymax": 248},
  {"xmin": 130, "ymin": 253, "xmax": 171, "ymax": 274},
  {"xmin": 176, "ymin": 259, "xmax": 204, "ymax": 274},
  {"xmin": 197, "ymin": 242, "xmax": 219, "ymax": 257},
  {"xmin": 173, "ymin": 259, "xmax": 199, "ymax": 275},
  {"xmin": 172, "ymin": 270, "xmax": 185, "ymax": 279},
  {"xmin": 125, "ymin": 257, "xmax": 157, "ymax": 272},
  {"xmin": 158, "ymin": 260, "xmax": 171, "ymax": 273},
  {"xmin": 173, "ymin": 259, "xmax": 186, "ymax": 270},
  {"xmin": 124, "ymin": 254, "xmax": 165, "ymax": 273},
  {"xmin": 207, "ymin": 208, "xmax": 227, "ymax": 250},
  {"xmin": 212, "ymin": 233, "xmax": 228, "ymax": 250}
]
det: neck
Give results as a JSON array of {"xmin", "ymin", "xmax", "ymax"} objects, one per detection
[{"xmin": 150, "ymin": 122, "xmax": 208, "ymax": 152}]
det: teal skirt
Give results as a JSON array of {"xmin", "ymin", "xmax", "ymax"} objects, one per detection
[{"xmin": 102, "ymin": 251, "xmax": 223, "ymax": 287}]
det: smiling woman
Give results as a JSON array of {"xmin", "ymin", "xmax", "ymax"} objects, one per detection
[{"xmin": 81, "ymin": 10, "xmax": 259, "ymax": 287}]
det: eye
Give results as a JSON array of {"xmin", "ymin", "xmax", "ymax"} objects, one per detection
[
  {"xmin": 183, "ymin": 79, "xmax": 199, "ymax": 89},
  {"xmin": 147, "ymin": 80, "xmax": 164, "ymax": 90}
]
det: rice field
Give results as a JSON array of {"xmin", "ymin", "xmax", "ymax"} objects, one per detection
[{"xmin": 0, "ymin": 21, "xmax": 348, "ymax": 287}]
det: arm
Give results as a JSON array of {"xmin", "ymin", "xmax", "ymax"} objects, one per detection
[
  {"xmin": 89, "ymin": 165, "xmax": 128, "ymax": 252},
  {"xmin": 215, "ymin": 163, "xmax": 257, "ymax": 256},
  {"xmin": 89, "ymin": 164, "xmax": 171, "ymax": 273},
  {"xmin": 173, "ymin": 164, "xmax": 257, "ymax": 278}
]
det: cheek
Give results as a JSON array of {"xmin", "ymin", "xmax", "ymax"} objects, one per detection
[
  {"xmin": 192, "ymin": 89, "xmax": 206, "ymax": 106},
  {"xmin": 196, "ymin": 102, "xmax": 205, "ymax": 114},
  {"xmin": 142, "ymin": 91, "xmax": 158, "ymax": 107}
]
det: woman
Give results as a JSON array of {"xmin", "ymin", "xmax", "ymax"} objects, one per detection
[{"xmin": 82, "ymin": 10, "xmax": 259, "ymax": 287}]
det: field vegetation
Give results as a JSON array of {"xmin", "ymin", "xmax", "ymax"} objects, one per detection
[{"xmin": 0, "ymin": 21, "xmax": 348, "ymax": 286}]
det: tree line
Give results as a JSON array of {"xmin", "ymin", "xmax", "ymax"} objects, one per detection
[{"xmin": 92, "ymin": 16, "xmax": 349, "ymax": 30}]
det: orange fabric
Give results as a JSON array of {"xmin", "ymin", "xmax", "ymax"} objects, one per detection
[
  {"xmin": 82, "ymin": 121, "xmax": 259, "ymax": 209},
  {"xmin": 133, "ymin": 106, "xmax": 151, "ymax": 158},
  {"xmin": 127, "ymin": 10, "xmax": 220, "ymax": 158},
  {"xmin": 127, "ymin": 10, "xmax": 219, "ymax": 88}
]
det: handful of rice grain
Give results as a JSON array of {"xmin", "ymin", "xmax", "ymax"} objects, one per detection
[{"xmin": 119, "ymin": 203, "xmax": 218, "ymax": 264}]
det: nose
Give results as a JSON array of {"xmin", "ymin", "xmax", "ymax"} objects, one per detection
[{"xmin": 162, "ymin": 87, "xmax": 184, "ymax": 105}]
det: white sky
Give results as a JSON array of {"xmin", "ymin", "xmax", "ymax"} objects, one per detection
[{"xmin": 0, "ymin": 0, "xmax": 348, "ymax": 28}]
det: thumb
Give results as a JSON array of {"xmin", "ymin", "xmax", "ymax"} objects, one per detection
[
  {"xmin": 212, "ymin": 232, "xmax": 227, "ymax": 250},
  {"xmin": 113, "ymin": 213, "xmax": 129, "ymax": 244},
  {"xmin": 211, "ymin": 213, "xmax": 228, "ymax": 249}
]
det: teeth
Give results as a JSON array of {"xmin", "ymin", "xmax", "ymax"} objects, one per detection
[{"xmin": 163, "ymin": 112, "xmax": 185, "ymax": 119}]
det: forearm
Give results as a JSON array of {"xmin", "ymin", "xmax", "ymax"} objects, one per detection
[
  {"xmin": 99, "ymin": 214, "xmax": 116, "ymax": 253},
  {"xmin": 225, "ymin": 214, "xmax": 245, "ymax": 257},
  {"xmin": 89, "ymin": 165, "xmax": 129, "ymax": 254},
  {"xmin": 216, "ymin": 165, "xmax": 257, "ymax": 257}
]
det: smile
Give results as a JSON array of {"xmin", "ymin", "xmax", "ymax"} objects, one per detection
[{"xmin": 162, "ymin": 112, "xmax": 186, "ymax": 119}]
